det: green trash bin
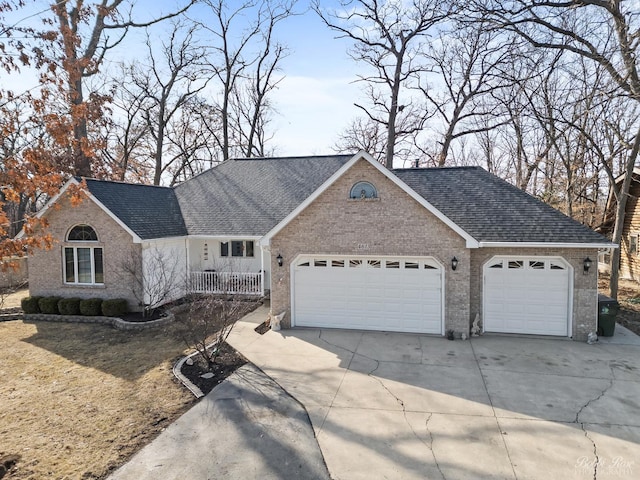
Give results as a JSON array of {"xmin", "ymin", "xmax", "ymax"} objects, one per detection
[{"xmin": 597, "ymin": 294, "xmax": 620, "ymax": 337}]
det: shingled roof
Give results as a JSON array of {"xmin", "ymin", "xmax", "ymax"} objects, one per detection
[
  {"xmin": 77, "ymin": 155, "xmax": 608, "ymax": 245},
  {"xmin": 83, "ymin": 179, "xmax": 187, "ymax": 240},
  {"xmin": 393, "ymin": 166, "xmax": 608, "ymax": 244},
  {"xmin": 173, "ymin": 155, "xmax": 352, "ymax": 236}
]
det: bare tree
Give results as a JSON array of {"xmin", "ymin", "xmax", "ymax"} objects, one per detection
[
  {"xmin": 474, "ymin": 0, "xmax": 640, "ymax": 298},
  {"xmin": 173, "ymin": 294, "xmax": 255, "ymax": 369},
  {"xmin": 129, "ymin": 23, "xmax": 210, "ymax": 185},
  {"xmin": 13, "ymin": 0, "xmax": 197, "ymax": 177},
  {"xmin": 334, "ymin": 116, "xmax": 387, "ymax": 162},
  {"xmin": 315, "ymin": 0, "xmax": 454, "ymax": 168},
  {"xmin": 418, "ymin": 21, "xmax": 513, "ymax": 166},
  {"xmin": 101, "ymin": 63, "xmax": 150, "ymax": 181},
  {"xmin": 198, "ymin": 0, "xmax": 295, "ymax": 161},
  {"xmin": 119, "ymin": 246, "xmax": 183, "ymax": 317}
]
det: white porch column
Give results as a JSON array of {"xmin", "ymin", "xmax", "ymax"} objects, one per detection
[{"xmin": 260, "ymin": 243, "xmax": 265, "ymax": 296}]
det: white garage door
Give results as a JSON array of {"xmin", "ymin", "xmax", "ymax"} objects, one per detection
[
  {"xmin": 484, "ymin": 257, "xmax": 571, "ymax": 336},
  {"xmin": 292, "ymin": 256, "xmax": 443, "ymax": 334}
]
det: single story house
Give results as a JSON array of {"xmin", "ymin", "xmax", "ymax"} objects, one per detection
[{"xmin": 25, "ymin": 151, "xmax": 614, "ymax": 341}]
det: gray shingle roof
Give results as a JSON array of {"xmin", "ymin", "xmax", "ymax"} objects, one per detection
[
  {"xmin": 79, "ymin": 156, "xmax": 608, "ymax": 245},
  {"xmin": 173, "ymin": 155, "xmax": 352, "ymax": 236},
  {"xmin": 393, "ymin": 166, "xmax": 609, "ymax": 244},
  {"xmin": 83, "ymin": 178, "xmax": 187, "ymax": 240}
]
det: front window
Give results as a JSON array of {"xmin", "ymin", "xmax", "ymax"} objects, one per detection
[
  {"xmin": 64, "ymin": 225, "xmax": 103, "ymax": 285},
  {"xmin": 221, "ymin": 240, "xmax": 254, "ymax": 258}
]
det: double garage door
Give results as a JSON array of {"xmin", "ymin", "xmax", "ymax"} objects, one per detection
[
  {"xmin": 292, "ymin": 256, "xmax": 443, "ymax": 334},
  {"xmin": 484, "ymin": 257, "xmax": 571, "ymax": 336}
]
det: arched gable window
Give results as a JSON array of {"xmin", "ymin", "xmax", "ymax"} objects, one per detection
[
  {"xmin": 64, "ymin": 225, "xmax": 103, "ymax": 285},
  {"xmin": 67, "ymin": 225, "xmax": 98, "ymax": 241},
  {"xmin": 350, "ymin": 181, "xmax": 378, "ymax": 199}
]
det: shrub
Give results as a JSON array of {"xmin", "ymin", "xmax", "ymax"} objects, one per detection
[
  {"xmin": 38, "ymin": 297, "xmax": 62, "ymax": 314},
  {"xmin": 58, "ymin": 298, "xmax": 81, "ymax": 315},
  {"xmin": 21, "ymin": 296, "xmax": 42, "ymax": 314},
  {"xmin": 79, "ymin": 298, "xmax": 103, "ymax": 316},
  {"xmin": 101, "ymin": 299, "xmax": 128, "ymax": 317}
]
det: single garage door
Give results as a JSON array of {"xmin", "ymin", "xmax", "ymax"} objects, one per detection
[
  {"xmin": 292, "ymin": 256, "xmax": 443, "ymax": 334},
  {"xmin": 484, "ymin": 257, "xmax": 571, "ymax": 336}
]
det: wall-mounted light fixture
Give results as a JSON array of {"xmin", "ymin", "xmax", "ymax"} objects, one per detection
[
  {"xmin": 277, "ymin": 254, "xmax": 283, "ymax": 267},
  {"xmin": 451, "ymin": 257, "xmax": 458, "ymax": 271},
  {"xmin": 583, "ymin": 257, "xmax": 592, "ymax": 274}
]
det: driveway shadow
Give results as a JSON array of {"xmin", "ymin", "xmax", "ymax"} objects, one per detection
[{"xmin": 238, "ymin": 328, "xmax": 640, "ymax": 479}]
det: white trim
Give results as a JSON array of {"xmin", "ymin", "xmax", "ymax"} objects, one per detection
[
  {"xmin": 260, "ymin": 150, "xmax": 479, "ymax": 248},
  {"xmin": 15, "ymin": 178, "xmax": 79, "ymax": 239},
  {"xmin": 88, "ymin": 194, "xmax": 142, "ymax": 243},
  {"xmin": 290, "ymin": 253, "xmax": 445, "ymax": 335},
  {"xmin": 478, "ymin": 242, "xmax": 617, "ymax": 249},
  {"xmin": 16, "ymin": 177, "xmax": 143, "ymax": 243},
  {"xmin": 482, "ymin": 255, "xmax": 574, "ymax": 338},
  {"xmin": 143, "ymin": 236, "xmax": 190, "ymax": 247},
  {"xmin": 62, "ymin": 244, "xmax": 105, "ymax": 286},
  {"xmin": 188, "ymin": 234, "xmax": 263, "ymax": 240}
]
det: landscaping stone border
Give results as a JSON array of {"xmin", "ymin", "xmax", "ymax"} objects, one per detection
[
  {"xmin": 172, "ymin": 352, "xmax": 205, "ymax": 399},
  {"xmin": 23, "ymin": 311, "xmax": 175, "ymax": 331},
  {"xmin": 0, "ymin": 312, "xmax": 24, "ymax": 322}
]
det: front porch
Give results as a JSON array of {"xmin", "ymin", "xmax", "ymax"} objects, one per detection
[{"xmin": 190, "ymin": 271, "xmax": 263, "ymax": 295}]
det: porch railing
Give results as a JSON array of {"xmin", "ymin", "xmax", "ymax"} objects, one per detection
[{"xmin": 190, "ymin": 271, "xmax": 262, "ymax": 295}]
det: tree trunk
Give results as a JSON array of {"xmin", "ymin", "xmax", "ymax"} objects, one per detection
[
  {"xmin": 385, "ymin": 53, "xmax": 403, "ymax": 169},
  {"xmin": 71, "ymin": 78, "xmax": 92, "ymax": 177},
  {"xmin": 610, "ymin": 127, "xmax": 640, "ymax": 299}
]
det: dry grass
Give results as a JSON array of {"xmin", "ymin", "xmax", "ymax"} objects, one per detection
[{"xmin": 0, "ymin": 319, "xmax": 195, "ymax": 479}]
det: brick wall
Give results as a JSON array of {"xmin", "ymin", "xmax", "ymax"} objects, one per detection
[
  {"xmin": 470, "ymin": 247, "xmax": 598, "ymax": 342},
  {"xmin": 28, "ymin": 193, "xmax": 142, "ymax": 311},
  {"xmin": 270, "ymin": 158, "xmax": 469, "ymax": 335}
]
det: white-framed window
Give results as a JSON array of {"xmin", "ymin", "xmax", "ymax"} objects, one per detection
[
  {"xmin": 220, "ymin": 240, "xmax": 254, "ymax": 258},
  {"xmin": 64, "ymin": 225, "xmax": 104, "ymax": 285}
]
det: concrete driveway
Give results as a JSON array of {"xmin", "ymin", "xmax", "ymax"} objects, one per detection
[{"xmin": 228, "ymin": 319, "xmax": 640, "ymax": 480}]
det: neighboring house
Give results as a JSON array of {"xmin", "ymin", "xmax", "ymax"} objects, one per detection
[
  {"xmin": 25, "ymin": 151, "xmax": 614, "ymax": 341},
  {"xmin": 600, "ymin": 168, "xmax": 640, "ymax": 280}
]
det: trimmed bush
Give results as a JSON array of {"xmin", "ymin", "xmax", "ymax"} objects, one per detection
[
  {"xmin": 38, "ymin": 297, "xmax": 62, "ymax": 314},
  {"xmin": 21, "ymin": 296, "xmax": 42, "ymax": 314},
  {"xmin": 101, "ymin": 299, "xmax": 128, "ymax": 317},
  {"xmin": 58, "ymin": 297, "xmax": 82, "ymax": 315},
  {"xmin": 79, "ymin": 298, "xmax": 103, "ymax": 316}
]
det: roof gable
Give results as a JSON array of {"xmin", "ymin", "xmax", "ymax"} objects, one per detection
[{"xmin": 260, "ymin": 151, "xmax": 479, "ymax": 247}]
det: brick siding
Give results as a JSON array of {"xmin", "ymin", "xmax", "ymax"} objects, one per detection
[
  {"xmin": 270, "ymin": 158, "xmax": 469, "ymax": 335},
  {"xmin": 28, "ymin": 193, "xmax": 142, "ymax": 311},
  {"xmin": 470, "ymin": 247, "xmax": 598, "ymax": 342}
]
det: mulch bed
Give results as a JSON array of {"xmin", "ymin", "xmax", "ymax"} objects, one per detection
[
  {"xmin": 180, "ymin": 342, "xmax": 247, "ymax": 395},
  {"xmin": 118, "ymin": 308, "xmax": 167, "ymax": 322}
]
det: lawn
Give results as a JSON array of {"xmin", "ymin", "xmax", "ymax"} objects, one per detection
[{"xmin": 0, "ymin": 319, "xmax": 195, "ymax": 479}]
